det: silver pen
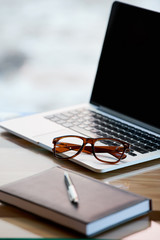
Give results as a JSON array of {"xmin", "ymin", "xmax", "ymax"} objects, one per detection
[{"xmin": 64, "ymin": 171, "xmax": 79, "ymax": 205}]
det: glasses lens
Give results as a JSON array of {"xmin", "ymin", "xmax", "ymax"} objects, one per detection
[
  {"xmin": 94, "ymin": 139, "xmax": 125, "ymax": 163},
  {"xmin": 54, "ymin": 136, "xmax": 83, "ymax": 159}
]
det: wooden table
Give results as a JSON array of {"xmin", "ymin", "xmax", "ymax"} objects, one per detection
[{"xmin": 0, "ymin": 129, "xmax": 160, "ymax": 239}]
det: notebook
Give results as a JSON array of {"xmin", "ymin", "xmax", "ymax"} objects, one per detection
[
  {"xmin": 0, "ymin": 1, "xmax": 160, "ymax": 173},
  {"xmin": 0, "ymin": 167, "xmax": 152, "ymax": 237}
]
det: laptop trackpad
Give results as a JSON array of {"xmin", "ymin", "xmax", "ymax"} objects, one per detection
[{"xmin": 33, "ymin": 129, "xmax": 80, "ymax": 150}]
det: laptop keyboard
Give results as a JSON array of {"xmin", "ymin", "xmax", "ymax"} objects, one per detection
[{"xmin": 45, "ymin": 108, "xmax": 160, "ymax": 156}]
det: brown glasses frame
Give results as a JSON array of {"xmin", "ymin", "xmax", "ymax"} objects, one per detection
[{"xmin": 52, "ymin": 135, "xmax": 130, "ymax": 164}]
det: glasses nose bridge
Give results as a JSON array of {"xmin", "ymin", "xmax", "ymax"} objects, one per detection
[{"xmin": 85, "ymin": 138, "xmax": 94, "ymax": 145}]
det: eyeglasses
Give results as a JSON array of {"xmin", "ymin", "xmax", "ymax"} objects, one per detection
[{"xmin": 52, "ymin": 135, "xmax": 130, "ymax": 164}]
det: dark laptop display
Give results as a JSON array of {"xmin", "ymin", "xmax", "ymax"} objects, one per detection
[{"xmin": 91, "ymin": 2, "xmax": 160, "ymax": 132}]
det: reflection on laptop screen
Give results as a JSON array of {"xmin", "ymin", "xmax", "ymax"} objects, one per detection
[{"xmin": 91, "ymin": 2, "xmax": 160, "ymax": 131}]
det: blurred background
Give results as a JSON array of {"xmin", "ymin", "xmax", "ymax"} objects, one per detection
[{"xmin": 0, "ymin": 0, "xmax": 160, "ymax": 119}]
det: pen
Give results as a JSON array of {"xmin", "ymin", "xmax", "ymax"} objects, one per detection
[{"xmin": 64, "ymin": 171, "xmax": 79, "ymax": 205}]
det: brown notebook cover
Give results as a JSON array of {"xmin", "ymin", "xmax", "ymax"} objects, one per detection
[{"xmin": 0, "ymin": 167, "xmax": 151, "ymax": 236}]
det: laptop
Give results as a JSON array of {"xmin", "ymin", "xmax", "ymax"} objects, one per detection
[{"xmin": 1, "ymin": 1, "xmax": 160, "ymax": 173}]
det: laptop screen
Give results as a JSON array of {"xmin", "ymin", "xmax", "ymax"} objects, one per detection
[{"xmin": 90, "ymin": 2, "xmax": 160, "ymax": 131}]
